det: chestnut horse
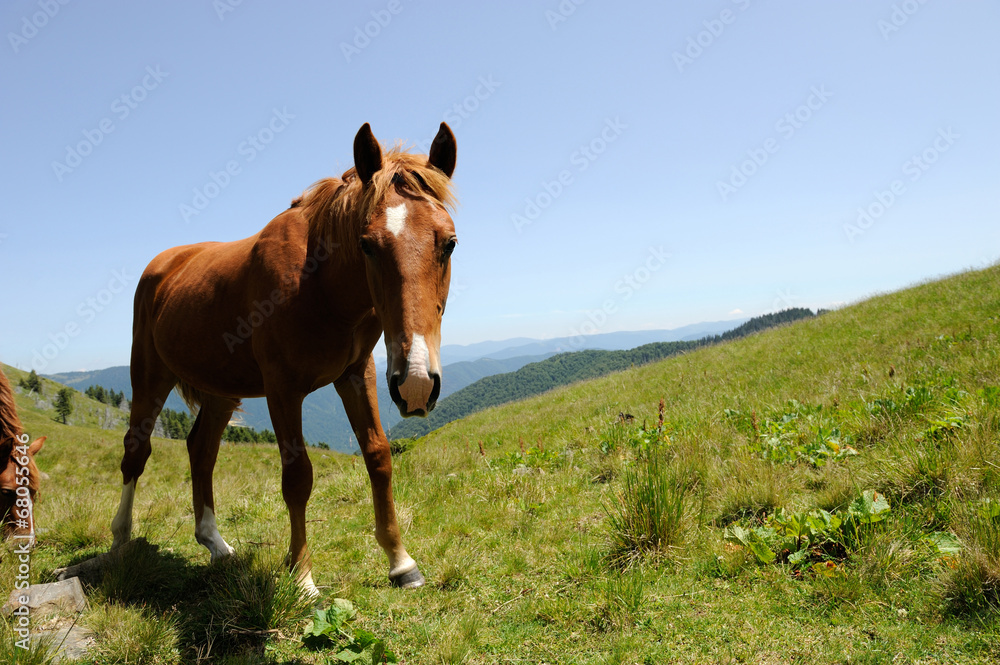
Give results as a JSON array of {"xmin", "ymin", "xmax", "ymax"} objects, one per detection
[
  {"xmin": 109, "ymin": 124, "xmax": 457, "ymax": 592},
  {"xmin": 0, "ymin": 367, "xmax": 46, "ymax": 541}
]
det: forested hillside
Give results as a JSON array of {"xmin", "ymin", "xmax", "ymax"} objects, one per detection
[{"xmin": 391, "ymin": 308, "xmax": 818, "ymax": 439}]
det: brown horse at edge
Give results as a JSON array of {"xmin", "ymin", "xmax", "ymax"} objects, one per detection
[
  {"xmin": 78, "ymin": 123, "xmax": 457, "ymax": 592},
  {"xmin": 0, "ymin": 367, "xmax": 46, "ymax": 541}
]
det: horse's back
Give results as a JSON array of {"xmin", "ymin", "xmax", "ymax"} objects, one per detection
[{"xmin": 131, "ymin": 210, "xmax": 310, "ymax": 397}]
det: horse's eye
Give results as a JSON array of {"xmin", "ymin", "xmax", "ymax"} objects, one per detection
[
  {"xmin": 360, "ymin": 237, "xmax": 375, "ymax": 257},
  {"xmin": 443, "ymin": 238, "xmax": 457, "ymax": 258}
]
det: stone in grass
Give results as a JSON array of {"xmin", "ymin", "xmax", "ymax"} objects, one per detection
[
  {"xmin": 2, "ymin": 577, "xmax": 87, "ymax": 618},
  {"xmin": 37, "ymin": 625, "xmax": 96, "ymax": 664}
]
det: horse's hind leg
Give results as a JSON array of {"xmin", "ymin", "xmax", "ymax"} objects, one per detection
[
  {"xmin": 110, "ymin": 353, "xmax": 176, "ymax": 549},
  {"xmin": 264, "ymin": 388, "xmax": 318, "ymax": 595},
  {"xmin": 186, "ymin": 395, "xmax": 239, "ymax": 561}
]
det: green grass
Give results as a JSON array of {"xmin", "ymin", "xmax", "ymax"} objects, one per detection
[
  {"xmin": 3, "ymin": 264, "xmax": 1000, "ymax": 662},
  {"xmin": 0, "ymin": 618, "xmax": 60, "ymax": 665}
]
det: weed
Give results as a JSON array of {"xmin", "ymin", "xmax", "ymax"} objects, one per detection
[
  {"xmin": 599, "ymin": 405, "xmax": 672, "ymax": 457},
  {"xmin": 724, "ymin": 490, "xmax": 891, "ymax": 570},
  {"xmin": 731, "ymin": 401, "xmax": 858, "ymax": 467},
  {"xmin": 302, "ymin": 598, "xmax": 398, "ymax": 663}
]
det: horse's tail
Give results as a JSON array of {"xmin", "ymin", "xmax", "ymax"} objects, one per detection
[
  {"xmin": 175, "ymin": 380, "xmax": 204, "ymax": 414},
  {"xmin": 174, "ymin": 380, "xmax": 243, "ymax": 416}
]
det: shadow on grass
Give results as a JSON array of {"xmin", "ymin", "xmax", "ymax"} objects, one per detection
[{"xmin": 64, "ymin": 539, "xmax": 315, "ymax": 662}]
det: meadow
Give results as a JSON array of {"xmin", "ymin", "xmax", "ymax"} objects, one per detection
[{"xmin": 3, "ymin": 264, "xmax": 1000, "ymax": 663}]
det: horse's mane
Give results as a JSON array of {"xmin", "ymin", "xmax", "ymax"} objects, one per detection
[
  {"xmin": 0, "ymin": 369, "xmax": 23, "ymax": 448},
  {"xmin": 293, "ymin": 145, "xmax": 456, "ymax": 253}
]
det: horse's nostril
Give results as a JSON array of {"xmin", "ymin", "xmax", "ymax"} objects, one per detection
[
  {"xmin": 388, "ymin": 372, "xmax": 403, "ymax": 406},
  {"xmin": 427, "ymin": 372, "xmax": 442, "ymax": 411}
]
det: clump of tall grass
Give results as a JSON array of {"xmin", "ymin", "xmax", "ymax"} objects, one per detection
[
  {"xmin": 604, "ymin": 452, "xmax": 687, "ymax": 568},
  {"xmin": 940, "ymin": 500, "xmax": 1000, "ymax": 615},
  {"xmin": 191, "ymin": 547, "xmax": 316, "ymax": 655}
]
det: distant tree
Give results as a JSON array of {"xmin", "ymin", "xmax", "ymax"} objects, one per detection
[
  {"xmin": 158, "ymin": 408, "xmax": 194, "ymax": 440},
  {"xmin": 315, "ymin": 441, "xmax": 330, "ymax": 450},
  {"xmin": 221, "ymin": 425, "xmax": 279, "ymax": 444},
  {"xmin": 19, "ymin": 370, "xmax": 42, "ymax": 395},
  {"xmin": 84, "ymin": 384, "xmax": 126, "ymax": 408},
  {"xmin": 85, "ymin": 385, "xmax": 106, "ymax": 403},
  {"xmin": 54, "ymin": 387, "xmax": 74, "ymax": 424}
]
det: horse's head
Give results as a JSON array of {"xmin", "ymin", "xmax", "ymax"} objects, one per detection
[
  {"xmin": 353, "ymin": 123, "xmax": 457, "ymax": 418},
  {"xmin": 0, "ymin": 435, "xmax": 45, "ymax": 540}
]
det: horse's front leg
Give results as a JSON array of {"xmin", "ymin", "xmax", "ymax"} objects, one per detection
[
  {"xmin": 265, "ymin": 389, "xmax": 318, "ymax": 596},
  {"xmin": 335, "ymin": 356, "xmax": 424, "ymax": 588}
]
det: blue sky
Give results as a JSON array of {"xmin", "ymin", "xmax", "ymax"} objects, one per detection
[{"xmin": 2, "ymin": 1, "xmax": 998, "ymax": 374}]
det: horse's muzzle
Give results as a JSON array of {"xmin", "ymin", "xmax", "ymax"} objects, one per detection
[{"xmin": 389, "ymin": 370, "xmax": 441, "ymax": 418}]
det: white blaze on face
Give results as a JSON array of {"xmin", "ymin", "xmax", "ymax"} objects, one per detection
[
  {"xmin": 385, "ymin": 203, "xmax": 408, "ymax": 237},
  {"xmin": 397, "ymin": 333, "xmax": 434, "ymax": 412},
  {"xmin": 195, "ymin": 506, "xmax": 235, "ymax": 562}
]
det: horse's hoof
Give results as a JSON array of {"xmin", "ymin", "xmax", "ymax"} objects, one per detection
[{"xmin": 389, "ymin": 566, "xmax": 425, "ymax": 589}]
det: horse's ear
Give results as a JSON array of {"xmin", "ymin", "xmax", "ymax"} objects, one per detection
[
  {"xmin": 427, "ymin": 123, "xmax": 456, "ymax": 179},
  {"xmin": 353, "ymin": 123, "xmax": 383, "ymax": 186},
  {"xmin": 28, "ymin": 436, "xmax": 45, "ymax": 456}
]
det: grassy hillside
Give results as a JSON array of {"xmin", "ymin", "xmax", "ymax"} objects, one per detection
[{"xmin": 3, "ymin": 266, "xmax": 1000, "ymax": 663}]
